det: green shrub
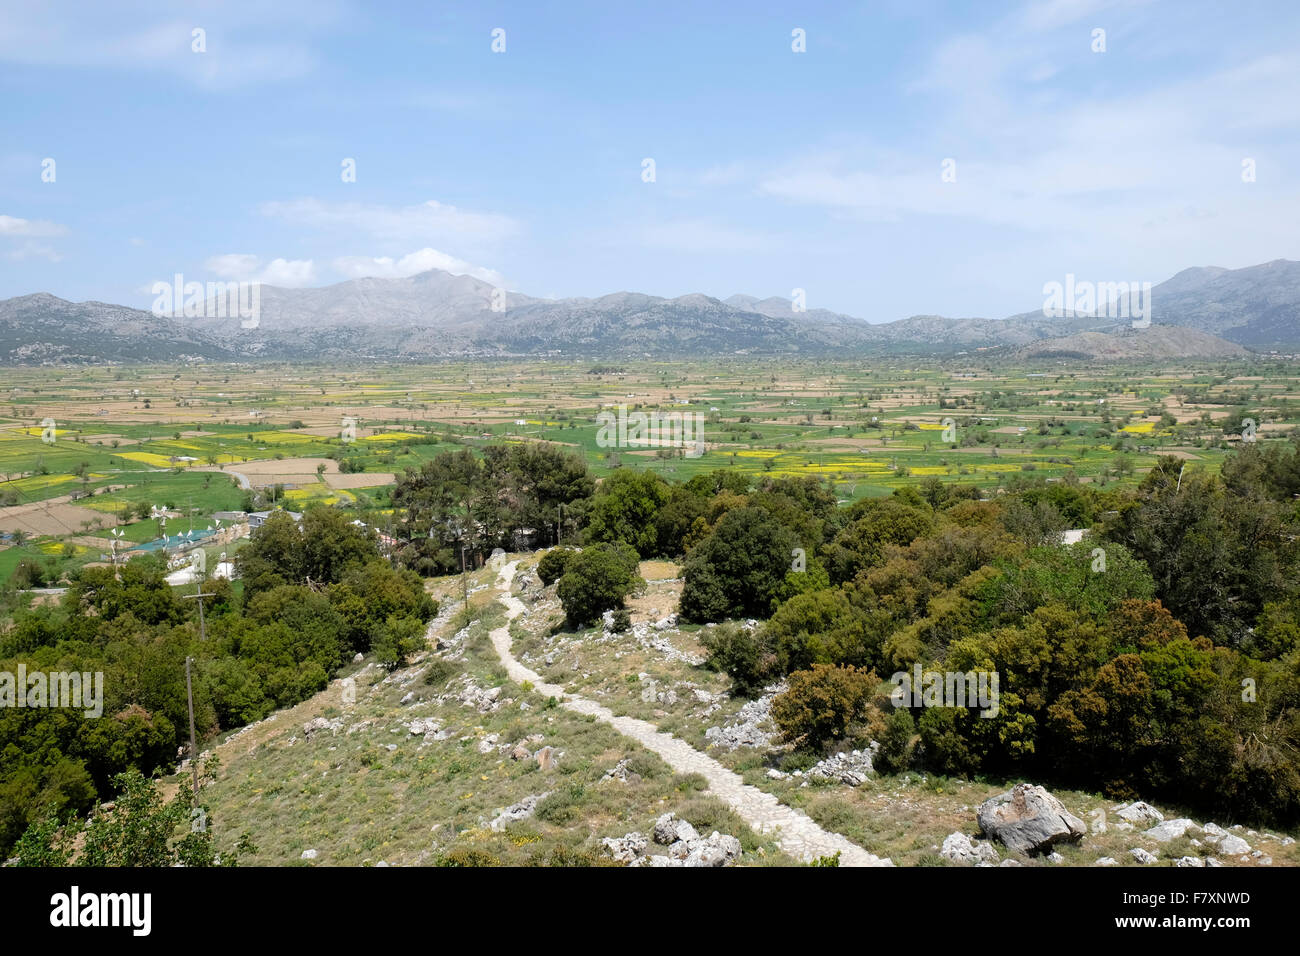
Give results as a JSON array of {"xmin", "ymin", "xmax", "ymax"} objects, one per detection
[
  {"xmin": 875, "ymin": 707, "xmax": 916, "ymax": 773},
  {"xmin": 535, "ymin": 784, "xmax": 586, "ymax": 825},
  {"xmin": 434, "ymin": 848, "xmax": 501, "ymax": 867},
  {"xmin": 700, "ymin": 623, "xmax": 774, "ymax": 698},
  {"xmin": 423, "ymin": 658, "xmax": 456, "ymax": 686},
  {"xmin": 525, "ymin": 846, "xmax": 620, "ymax": 867},
  {"xmin": 771, "ymin": 664, "xmax": 876, "ymax": 750},
  {"xmin": 537, "ymin": 547, "xmax": 576, "ymax": 586},
  {"xmin": 556, "ymin": 542, "xmax": 643, "ymax": 628}
]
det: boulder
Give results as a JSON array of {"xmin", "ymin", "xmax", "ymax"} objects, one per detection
[
  {"xmin": 1094, "ymin": 857, "xmax": 1119, "ymax": 866},
  {"xmin": 1144, "ymin": 818, "xmax": 1199, "ymax": 842},
  {"xmin": 977, "ymin": 783, "xmax": 1087, "ymax": 855},
  {"xmin": 1114, "ymin": 801, "xmax": 1164, "ymax": 826},
  {"xmin": 1130, "ymin": 847, "xmax": 1158, "ymax": 864},
  {"xmin": 654, "ymin": 813, "xmax": 698, "ymax": 846},
  {"xmin": 535, "ymin": 746, "xmax": 555, "ymax": 771},
  {"xmin": 683, "ymin": 832, "xmax": 741, "ymax": 867},
  {"xmin": 1212, "ymin": 833, "xmax": 1250, "ymax": 856}
]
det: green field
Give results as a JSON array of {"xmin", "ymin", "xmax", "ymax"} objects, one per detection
[{"xmin": 2, "ymin": 358, "xmax": 1296, "ymax": 586}]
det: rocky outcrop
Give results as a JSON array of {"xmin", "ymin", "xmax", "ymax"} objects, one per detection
[
  {"xmin": 601, "ymin": 814, "xmax": 743, "ymax": 867},
  {"xmin": 704, "ymin": 685, "xmax": 783, "ymax": 751},
  {"xmin": 940, "ymin": 832, "xmax": 999, "ymax": 866},
  {"xmin": 806, "ymin": 748, "xmax": 876, "ymax": 786}
]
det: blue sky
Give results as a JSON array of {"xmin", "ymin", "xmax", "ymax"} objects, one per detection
[{"xmin": 2, "ymin": 0, "xmax": 1298, "ymax": 321}]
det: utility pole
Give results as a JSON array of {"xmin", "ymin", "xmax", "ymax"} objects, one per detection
[
  {"xmin": 181, "ymin": 579, "xmax": 214, "ymax": 806},
  {"xmin": 460, "ymin": 543, "xmax": 468, "ymax": 607},
  {"xmin": 182, "ymin": 656, "xmax": 200, "ymax": 804}
]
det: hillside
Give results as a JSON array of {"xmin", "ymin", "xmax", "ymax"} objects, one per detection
[
  {"xmin": 180, "ymin": 552, "xmax": 1299, "ymax": 868},
  {"xmin": 1017, "ymin": 325, "xmax": 1250, "ymax": 361}
]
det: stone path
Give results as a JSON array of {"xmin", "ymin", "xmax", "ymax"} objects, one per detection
[{"xmin": 488, "ymin": 560, "xmax": 892, "ymax": 867}]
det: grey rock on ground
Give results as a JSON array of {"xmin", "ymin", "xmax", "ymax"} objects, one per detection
[
  {"xmin": 806, "ymin": 748, "xmax": 876, "ymax": 786},
  {"xmin": 977, "ymin": 783, "xmax": 1087, "ymax": 854},
  {"xmin": 1144, "ymin": 818, "xmax": 1199, "ymax": 842},
  {"xmin": 489, "ymin": 792, "xmax": 551, "ymax": 831},
  {"xmin": 303, "ymin": 717, "xmax": 342, "ymax": 738},
  {"xmin": 654, "ymin": 813, "xmax": 700, "ymax": 846},
  {"xmin": 603, "ymin": 815, "xmax": 742, "ymax": 868},
  {"xmin": 940, "ymin": 832, "xmax": 999, "ymax": 866},
  {"xmin": 1114, "ymin": 801, "xmax": 1164, "ymax": 826},
  {"xmin": 601, "ymin": 832, "xmax": 648, "ymax": 863},
  {"xmin": 703, "ymin": 685, "xmax": 783, "ymax": 751},
  {"xmin": 1130, "ymin": 847, "xmax": 1158, "ymax": 864}
]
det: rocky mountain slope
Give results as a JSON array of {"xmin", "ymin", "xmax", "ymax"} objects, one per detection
[{"xmin": 4, "ymin": 260, "xmax": 1296, "ymax": 364}]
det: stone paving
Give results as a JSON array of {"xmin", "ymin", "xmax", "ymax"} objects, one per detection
[{"xmin": 489, "ymin": 561, "xmax": 893, "ymax": 867}]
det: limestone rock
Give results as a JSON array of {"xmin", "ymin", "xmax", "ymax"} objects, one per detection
[
  {"xmin": 654, "ymin": 813, "xmax": 699, "ymax": 846},
  {"xmin": 684, "ymin": 832, "xmax": 741, "ymax": 867},
  {"xmin": 535, "ymin": 746, "xmax": 555, "ymax": 771},
  {"xmin": 940, "ymin": 832, "xmax": 999, "ymax": 866},
  {"xmin": 1144, "ymin": 818, "xmax": 1199, "ymax": 842},
  {"xmin": 806, "ymin": 748, "xmax": 876, "ymax": 786},
  {"xmin": 489, "ymin": 792, "xmax": 551, "ymax": 831},
  {"xmin": 977, "ymin": 783, "xmax": 1087, "ymax": 854},
  {"xmin": 1114, "ymin": 801, "xmax": 1164, "ymax": 826},
  {"xmin": 600, "ymin": 832, "xmax": 648, "ymax": 863}
]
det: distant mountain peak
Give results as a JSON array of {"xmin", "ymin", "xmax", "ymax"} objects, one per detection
[{"xmin": 4, "ymin": 258, "xmax": 1299, "ymax": 363}]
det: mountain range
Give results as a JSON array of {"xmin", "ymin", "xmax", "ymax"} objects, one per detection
[{"xmin": 3, "ymin": 259, "xmax": 1298, "ymax": 364}]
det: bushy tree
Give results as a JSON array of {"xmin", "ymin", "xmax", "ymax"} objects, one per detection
[
  {"xmin": 537, "ymin": 547, "xmax": 576, "ymax": 586},
  {"xmin": 584, "ymin": 469, "xmax": 671, "ymax": 557},
  {"xmin": 771, "ymin": 664, "xmax": 876, "ymax": 750},
  {"xmin": 556, "ymin": 542, "xmax": 643, "ymax": 628},
  {"xmin": 679, "ymin": 507, "xmax": 797, "ymax": 622}
]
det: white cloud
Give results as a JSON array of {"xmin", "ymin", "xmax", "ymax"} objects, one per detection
[
  {"xmin": 0, "ymin": 1, "xmax": 346, "ymax": 89},
  {"xmin": 203, "ymin": 253, "xmax": 317, "ymax": 287},
  {"xmin": 259, "ymin": 258, "xmax": 318, "ymax": 287},
  {"xmin": 205, "ymin": 253, "xmax": 262, "ymax": 278},
  {"xmin": 260, "ymin": 198, "xmax": 521, "ymax": 245},
  {"xmin": 332, "ymin": 248, "xmax": 507, "ymax": 285},
  {"xmin": 5, "ymin": 241, "xmax": 62, "ymax": 262},
  {"xmin": 0, "ymin": 214, "xmax": 67, "ymax": 237}
]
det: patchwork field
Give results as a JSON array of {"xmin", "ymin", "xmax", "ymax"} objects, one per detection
[{"xmin": 2, "ymin": 358, "xmax": 1297, "ymax": 587}]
